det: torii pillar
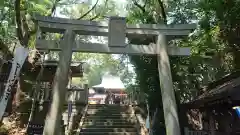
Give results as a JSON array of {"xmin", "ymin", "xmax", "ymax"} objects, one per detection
[{"xmin": 157, "ymin": 34, "xmax": 180, "ymax": 135}]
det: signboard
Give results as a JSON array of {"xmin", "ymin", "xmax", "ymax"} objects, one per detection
[
  {"xmin": 233, "ymin": 106, "xmax": 240, "ymax": 118},
  {"xmin": 26, "ymin": 123, "xmax": 44, "ymax": 135},
  {"xmin": 108, "ymin": 17, "xmax": 126, "ymax": 47},
  {"xmin": 0, "ymin": 46, "xmax": 28, "ymax": 119}
]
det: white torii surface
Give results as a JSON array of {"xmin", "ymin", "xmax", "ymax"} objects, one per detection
[{"xmin": 92, "ymin": 74, "xmax": 125, "ymax": 89}]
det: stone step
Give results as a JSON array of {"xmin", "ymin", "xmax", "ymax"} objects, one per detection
[
  {"xmin": 85, "ymin": 116, "xmax": 135, "ymax": 120},
  {"xmin": 79, "ymin": 132, "xmax": 137, "ymax": 135},
  {"xmin": 86, "ymin": 115, "xmax": 135, "ymax": 118},
  {"xmin": 87, "ymin": 109, "xmax": 133, "ymax": 114},
  {"xmin": 81, "ymin": 128, "xmax": 137, "ymax": 132},
  {"xmin": 86, "ymin": 109, "xmax": 131, "ymax": 112},
  {"xmin": 86, "ymin": 113, "xmax": 134, "ymax": 117},
  {"xmin": 87, "ymin": 108, "xmax": 132, "ymax": 112},
  {"xmin": 81, "ymin": 125, "xmax": 136, "ymax": 128},
  {"xmin": 88, "ymin": 104, "xmax": 130, "ymax": 107},
  {"xmin": 87, "ymin": 111, "xmax": 133, "ymax": 115},
  {"xmin": 82, "ymin": 122, "xmax": 135, "ymax": 126},
  {"xmin": 83, "ymin": 119, "xmax": 137, "ymax": 123},
  {"xmin": 87, "ymin": 107, "xmax": 130, "ymax": 110},
  {"xmin": 88, "ymin": 106, "xmax": 130, "ymax": 110},
  {"xmin": 80, "ymin": 105, "xmax": 138, "ymax": 135}
]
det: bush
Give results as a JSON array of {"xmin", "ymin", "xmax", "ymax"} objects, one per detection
[{"xmin": 0, "ymin": 125, "xmax": 8, "ymax": 135}]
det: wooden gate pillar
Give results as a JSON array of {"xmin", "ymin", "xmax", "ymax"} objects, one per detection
[
  {"xmin": 157, "ymin": 34, "xmax": 181, "ymax": 135},
  {"xmin": 43, "ymin": 29, "xmax": 75, "ymax": 135}
]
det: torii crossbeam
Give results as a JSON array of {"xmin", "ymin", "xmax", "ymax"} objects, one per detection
[{"xmin": 33, "ymin": 14, "xmax": 196, "ymax": 135}]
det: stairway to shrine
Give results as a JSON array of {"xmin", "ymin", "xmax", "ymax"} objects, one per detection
[{"xmin": 79, "ymin": 104, "xmax": 139, "ymax": 135}]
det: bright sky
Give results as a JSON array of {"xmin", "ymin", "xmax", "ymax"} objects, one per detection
[
  {"xmin": 55, "ymin": 0, "xmax": 136, "ymax": 84},
  {"xmin": 56, "ymin": 0, "xmax": 127, "ymax": 18},
  {"xmin": 92, "ymin": 0, "xmax": 127, "ymax": 16},
  {"xmin": 113, "ymin": 0, "xmax": 127, "ymax": 17}
]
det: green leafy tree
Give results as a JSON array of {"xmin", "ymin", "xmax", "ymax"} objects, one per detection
[
  {"xmin": 126, "ymin": 0, "xmax": 237, "ymax": 134},
  {"xmin": 72, "ymin": 53, "xmax": 122, "ymax": 87}
]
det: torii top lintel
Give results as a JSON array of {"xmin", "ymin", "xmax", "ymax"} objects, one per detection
[
  {"xmin": 33, "ymin": 14, "xmax": 196, "ymax": 55},
  {"xmin": 33, "ymin": 14, "xmax": 195, "ymax": 37}
]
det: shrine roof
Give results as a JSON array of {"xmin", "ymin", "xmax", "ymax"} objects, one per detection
[
  {"xmin": 92, "ymin": 74, "xmax": 125, "ymax": 90},
  {"xmin": 185, "ymin": 71, "xmax": 240, "ymax": 107}
]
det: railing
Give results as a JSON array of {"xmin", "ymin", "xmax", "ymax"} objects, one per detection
[
  {"xmin": 76, "ymin": 104, "xmax": 89, "ymax": 135},
  {"xmin": 135, "ymin": 113, "xmax": 149, "ymax": 135},
  {"xmin": 127, "ymin": 91, "xmax": 149, "ymax": 135},
  {"xmin": 127, "ymin": 91, "xmax": 146, "ymax": 105},
  {"xmin": 63, "ymin": 84, "xmax": 89, "ymax": 134}
]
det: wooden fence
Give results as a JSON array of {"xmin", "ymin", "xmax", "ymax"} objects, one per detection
[
  {"xmin": 32, "ymin": 83, "xmax": 89, "ymax": 104},
  {"xmin": 128, "ymin": 91, "xmax": 146, "ymax": 105}
]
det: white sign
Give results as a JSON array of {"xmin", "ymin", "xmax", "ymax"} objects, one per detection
[
  {"xmin": 0, "ymin": 46, "xmax": 28, "ymax": 119},
  {"xmin": 108, "ymin": 17, "xmax": 126, "ymax": 47}
]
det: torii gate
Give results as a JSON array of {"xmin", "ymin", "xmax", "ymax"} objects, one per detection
[{"xmin": 33, "ymin": 14, "xmax": 195, "ymax": 135}]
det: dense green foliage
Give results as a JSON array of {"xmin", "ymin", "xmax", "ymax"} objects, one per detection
[
  {"xmin": 126, "ymin": 0, "xmax": 240, "ymax": 133},
  {"xmin": 126, "ymin": 0, "xmax": 238, "ymax": 104}
]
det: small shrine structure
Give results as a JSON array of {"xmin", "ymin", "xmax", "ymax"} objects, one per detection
[
  {"xmin": 91, "ymin": 74, "xmax": 126, "ymax": 104},
  {"xmin": 92, "ymin": 74, "xmax": 125, "ymax": 93},
  {"xmin": 183, "ymin": 71, "xmax": 240, "ymax": 135}
]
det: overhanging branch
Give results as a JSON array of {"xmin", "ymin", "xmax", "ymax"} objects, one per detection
[
  {"xmin": 50, "ymin": 0, "xmax": 61, "ymax": 16},
  {"xmin": 15, "ymin": 0, "xmax": 32, "ymax": 47},
  {"xmin": 89, "ymin": 0, "xmax": 109, "ymax": 21},
  {"xmin": 157, "ymin": 0, "xmax": 167, "ymax": 24},
  {"xmin": 15, "ymin": 0, "xmax": 24, "ymax": 46},
  {"xmin": 132, "ymin": 0, "xmax": 145, "ymax": 13},
  {"xmin": 22, "ymin": 14, "xmax": 30, "ymax": 45},
  {"xmin": 78, "ymin": 0, "xmax": 99, "ymax": 20},
  {"xmin": 89, "ymin": 13, "xmax": 101, "ymax": 21},
  {"xmin": 143, "ymin": 0, "xmax": 147, "ymax": 8}
]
